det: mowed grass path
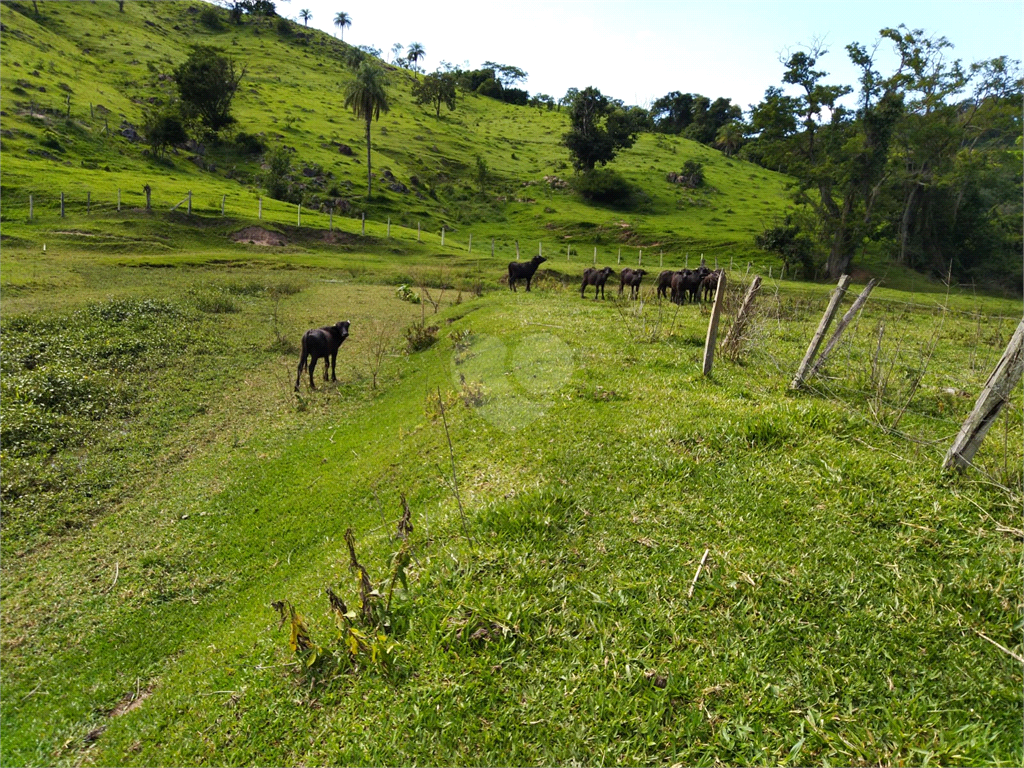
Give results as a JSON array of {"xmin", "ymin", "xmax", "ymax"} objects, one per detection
[{"xmin": 0, "ymin": 253, "xmax": 1021, "ymax": 766}]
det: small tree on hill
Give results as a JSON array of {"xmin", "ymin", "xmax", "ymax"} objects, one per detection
[
  {"xmin": 144, "ymin": 109, "xmax": 188, "ymax": 157},
  {"xmin": 174, "ymin": 46, "xmax": 245, "ymax": 134},
  {"xmin": 413, "ymin": 72, "xmax": 457, "ymax": 117},
  {"xmin": 344, "ymin": 62, "xmax": 391, "ymax": 197},
  {"xmin": 562, "ymin": 86, "xmax": 643, "ymax": 173},
  {"xmin": 299, "ymin": 8, "xmax": 311, "ymax": 25}
]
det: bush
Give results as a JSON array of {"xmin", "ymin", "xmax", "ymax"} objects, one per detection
[
  {"xmin": 275, "ymin": 16, "xmax": 291, "ymax": 35},
  {"xmin": 404, "ymin": 322, "xmax": 438, "ymax": 352},
  {"xmin": 199, "ymin": 6, "xmax": 223, "ymax": 29},
  {"xmin": 755, "ymin": 216, "xmax": 818, "ymax": 277},
  {"xmin": 234, "ymin": 131, "xmax": 265, "ymax": 156},
  {"xmin": 475, "ymin": 79, "xmax": 502, "ymax": 100},
  {"xmin": 574, "ymin": 169, "xmax": 639, "ymax": 207}
]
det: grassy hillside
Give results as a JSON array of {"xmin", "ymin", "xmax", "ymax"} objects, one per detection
[
  {"xmin": 1, "ymin": 243, "xmax": 1021, "ymax": 765},
  {"xmin": 0, "ymin": 0, "xmax": 793, "ymax": 258}
]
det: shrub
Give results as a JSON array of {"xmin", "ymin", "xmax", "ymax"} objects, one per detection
[
  {"xmin": 404, "ymin": 322, "xmax": 438, "ymax": 352},
  {"xmin": 199, "ymin": 6, "xmax": 223, "ymax": 29},
  {"xmin": 234, "ymin": 131, "xmax": 265, "ymax": 156},
  {"xmin": 475, "ymin": 79, "xmax": 502, "ymax": 100},
  {"xmin": 275, "ymin": 16, "xmax": 291, "ymax": 35},
  {"xmin": 574, "ymin": 169, "xmax": 638, "ymax": 207}
]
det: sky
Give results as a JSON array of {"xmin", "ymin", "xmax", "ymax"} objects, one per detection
[{"xmin": 280, "ymin": 0, "xmax": 1023, "ymax": 111}]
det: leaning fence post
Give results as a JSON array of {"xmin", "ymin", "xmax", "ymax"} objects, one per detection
[
  {"xmin": 60, "ymin": 192, "xmax": 65, "ymax": 218},
  {"xmin": 702, "ymin": 272, "xmax": 727, "ymax": 376},
  {"xmin": 944, "ymin": 318, "xmax": 1024, "ymax": 471},
  {"xmin": 790, "ymin": 274, "xmax": 853, "ymax": 390},
  {"xmin": 807, "ymin": 279, "xmax": 879, "ymax": 380},
  {"xmin": 722, "ymin": 275, "xmax": 762, "ymax": 354}
]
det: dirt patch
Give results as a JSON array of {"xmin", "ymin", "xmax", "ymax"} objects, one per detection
[
  {"xmin": 231, "ymin": 226, "xmax": 286, "ymax": 246},
  {"xmin": 320, "ymin": 230, "xmax": 359, "ymax": 245},
  {"xmin": 109, "ymin": 685, "xmax": 153, "ymax": 718}
]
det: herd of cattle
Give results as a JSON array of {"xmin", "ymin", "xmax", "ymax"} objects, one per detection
[
  {"xmin": 295, "ymin": 258, "xmax": 721, "ymax": 391},
  {"xmin": 507, "ymin": 255, "xmax": 722, "ymax": 304}
]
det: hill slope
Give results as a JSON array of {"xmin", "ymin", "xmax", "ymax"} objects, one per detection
[{"xmin": 1, "ymin": 0, "xmax": 792, "ymax": 257}]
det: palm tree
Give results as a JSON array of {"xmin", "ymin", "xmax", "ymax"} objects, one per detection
[
  {"xmin": 344, "ymin": 62, "xmax": 391, "ymax": 197},
  {"xmin": 715, "ymin": 121, "xmax": 743, "ymax": 158},
  {"xmin": 299, "ymin": 8, "xmax": 311, "ymax": 25},
  {"xmin": 333, "ymin": 11, "xmax": 351, "ymax": 41},
  {"xmin": 406, "ymin": 42, "xmax": 425, "ymax": 69}
]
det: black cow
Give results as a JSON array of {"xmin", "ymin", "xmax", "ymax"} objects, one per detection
[
  {"xmin": 508, "ymin": 255, "xmax": 547, "ymax": 292},
  {"xmin": 581, "ymin": 266, "xmax": 615, "ymax": 299},
  {"xmin": 656, "ymin": 270, "xmax": 675, "ymax": 300},
  {"xmin": 295, "ymin": 320, "xmax": 350, "ymax": 391},
  {"xmin": 619, "ymin": 268, "xmax": 647, "ymax": 299},
  {"xmin": 683, "ymin": 265, "xmax": 711, "ymax": 303},
  {"xmin": 701, "ymin": 269, "xmax": 723, "ymax": 302},
  {"xmin": 669, "ymin": 270, "xmax": 691, "ymax": 305}
]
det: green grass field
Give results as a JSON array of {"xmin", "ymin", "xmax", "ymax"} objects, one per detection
[{"xmin": 0, "ymin": 241, "xmax": 1021, "ymax": 766}]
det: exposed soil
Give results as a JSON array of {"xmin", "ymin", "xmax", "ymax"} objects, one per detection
[{"xmin": 231, "ymin": 226, "xmax": 286, "ymax": 246}]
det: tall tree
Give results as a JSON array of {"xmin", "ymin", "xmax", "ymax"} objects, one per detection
[
  {"xmin": 298, "ymin": 8, "xmax": 311, "ymax": 25},
  {"xmin": 344, "ymin": 61, "xmax": 391, "ymax": 197},
  {"xmin": 406, "ymin": 42, "xmax": 425, "ymax": 69},
  {"xmin": 390, "ymin": 43, "xmax": 403, "ymax": 63},
  {"xmin": 333, "ymin": 11, "xmax": 350, "ymax": 41},
  {"xmin": 714, "ymin": 121, "xmax": 744, "ymax": 157}
]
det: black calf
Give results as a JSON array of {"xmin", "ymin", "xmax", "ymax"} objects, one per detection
[
  {"xmin": 619, "ymin": 268, "xmax": 647, "ymax": 299},
  {"xmin": 295, "ymin": 320, "xmax": 350, "ymax": 391},
  {"xmin": 581, "ymin": 266, "xmax": 615, "ymax": 299}
]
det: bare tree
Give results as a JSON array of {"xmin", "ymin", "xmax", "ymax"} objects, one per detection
[{"xmin": 365, "ymin": 319, "xmax": 398, "ymax": 390}]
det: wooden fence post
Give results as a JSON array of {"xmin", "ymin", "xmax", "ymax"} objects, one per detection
[
  {"xmin": 491, "ymin": 237, "xmax": 494, "ymax": 257},
  {"xmin": 790, "ymin": 274, "xmax": 853, "ymax": 390},
  {"xmin": 187, "ymin": 191, "xmax": 192, "ymax": 215},
  {"xmin": 441, "ymin": 226, "xmax": 445, "ymax": 246},
  {"xmin": 329, "ymin": 210, "xmax": 333, "ymax": 231},
  {"xmin": 660, "ymin": 250, "xmax": 663, "ymax": 268},
  {"xmin": 686, "ymin": 253, "xmax": 689, "ymax": 269},
  {"xmin": 617, "ymin": 247, "xmax": 621, "ymax": 264},
  {"xmin": 29, "ymin": 194, "xmax": 33, "ymax": 220},
  {"xmin": 538, "ymin": 241, "xmax": 542, "ymax": 257},
  {"xmin": 297, "ymin": 203, "xmax": 301, "ymax": 226},
  {"xmin": 86, "ymin": 191, "xmax": 91, "ymax": 214},
  {"xmin": 593, "ymin": 246, "xmax": 597, "ymax": 266},
  {"xmin": 221, "ymin": 195, "xmax": 226, "ymax": 216},
  {"xmin": 468, "ymin": 233, "xmax": 472, "ymax": 252},
  {"xmin": 722, "ymin": 275, "xmax": 762, "ymax": 354},
  {"xmin": 417, "ymin": 221, "xmax": 421, "ymax": 242},
  {"xmin": 362, "ymin": 212, "xmax": 366, "ymax": 236},
  {"xmin": 60, "ymin": 192, "xmax": 65, "ymax": 218},
  {"xmin": 117, "ymin": 188, "xmax": 121, "ymax": 212},
  {"xmin": 387, "ymin": 217, "xmax": 391, "ymax": 238},
  {"xmin": 702, "ymin": 272, "xmax": 727, "ymax": 376},
  {"xmin": 515, "ymin": 240, "xmax": 520, "ymax": 259},
  {"xmin": 944, "ymin": 318, "xmax": 1024, "ymax": 471},
  {"xmin": 807, "ymin": 279, "xmax": 879, "ymax": 380},
  {"xmin": 639, "ymin": 249, "xmax": 642, "ymax": 266},
  {"xmin": 144, "ymin": 185, "xmax": 151, "ymax": 211},
  {"xmin": 567, "ymin": 243, "xmax": 570, "ymax": 262},
  {"xmin": 258, "ymin": 197, "xmax": 262, "ymax": 220}
]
